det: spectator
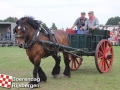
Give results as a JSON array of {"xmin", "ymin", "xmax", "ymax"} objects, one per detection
[
  {"xmin": 113, "ymin": 27, "xmax": 116, "ymax": 33},
  {"xmin": 102, "ymin": 26, "xmax": 105, "ymax": 30},
  {"xmin": 114, "ymin": 29, "xmax": 118, "ymax": 36},
  {"xmin": 117, "ymin": 31, "xmax": 120, "ymax": 46},
  {"xmin": 108, "ymin": 36, "xmax": 113, "ymax": 45},
  {"xmin": 112, "ymin": 34, "xmax": 118, "ymax": 45},
  {"xmin": 110, "ymin": 31, "xmax": 113, "ymax": 36},
  {"xmin": 6, "ymin": 28, "xmax": 11, "ymax": 40},
  {"xmin": 105, "ymin": 26, "xmax": 109, "ymax": 30}
]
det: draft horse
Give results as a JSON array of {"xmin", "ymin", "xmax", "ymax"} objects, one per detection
[{"xmin": 14, "ymin": 16, "xmax": 70, "ymax": 86}]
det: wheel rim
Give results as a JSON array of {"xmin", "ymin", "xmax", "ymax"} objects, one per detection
[
  {"xmin": 69, "ymin": 55, "xmax": 82, "ymax": 71},
  {"xmin": 95, "ymin": 40, "xmax": 114, "ymax": 73}
]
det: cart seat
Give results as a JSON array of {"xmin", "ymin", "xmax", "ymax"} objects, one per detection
[{"xmin": 66, "ymin": 29, "xmax": 77, "ymax": 34}]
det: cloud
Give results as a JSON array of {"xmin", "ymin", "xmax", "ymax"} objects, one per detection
[
  {"xmin": 0, "ymin": 0, "xmax": 120, "ymax": 28},
  {"xmin": 0, "ymin": 2, "xmax": 25, "ymax": 19}
]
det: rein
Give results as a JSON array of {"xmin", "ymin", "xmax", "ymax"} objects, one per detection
[
  {"xmin": 16, "ymin": 35, "xmax": 24, "ymax": 38},
  {"xmin": 16, "ymin": 29, "xmax": 40, "ymax": 49},
  {"xmin": 17, "ymin": 27, "xmax": 59, "ymax": 56}
]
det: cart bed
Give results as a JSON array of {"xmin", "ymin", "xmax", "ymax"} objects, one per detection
[{"xmin": 68, "ymin": 29, "xmax": 110, "ymax": 51}]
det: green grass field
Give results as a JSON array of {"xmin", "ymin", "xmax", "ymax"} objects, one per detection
[{"xmin": 0, "ymin": 46, "xmax": 120, "ymax": 90}]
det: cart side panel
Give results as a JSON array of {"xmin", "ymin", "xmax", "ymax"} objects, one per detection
[
  {"xmin": 68, "ymin": 29, "xmax": 110, "ymax": 50},
  {"xmin": 69, "ymin": 34, "xmax": 87, "ymax": 48},
  {"xmin": 88, "ymin": 29, "xmax": 110, "ymax": 50}
]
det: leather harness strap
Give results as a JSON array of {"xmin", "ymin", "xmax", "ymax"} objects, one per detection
[
  {"xmin": 18, "ymin": 27, "xmax": 59, "ymax": 57},
  {"xmin": 37, "ymin": 28, "xmax": 59, "ymax": 56}
]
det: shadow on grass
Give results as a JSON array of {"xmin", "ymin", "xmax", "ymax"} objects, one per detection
[{"xmin": 71, "ymin": 67, "xmax": 100, "ymax": 75}]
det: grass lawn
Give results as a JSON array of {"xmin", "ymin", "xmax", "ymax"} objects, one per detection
[{"xmin": 0, "ymin": 46, "xmax": 120, "ymax": 90}]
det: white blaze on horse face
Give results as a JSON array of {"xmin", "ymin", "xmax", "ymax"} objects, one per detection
[{"xmin": 18, "ymin": 26, "xmax": 21, "ymax": 29}]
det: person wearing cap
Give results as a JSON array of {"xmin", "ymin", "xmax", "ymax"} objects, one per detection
[
  {"xmin": 81, "ymin": 11, "xmax": 99, "ymax": 34},
  {"xmin": 71, "ymin": 12, "xmax": 87, "ymax": 30}
]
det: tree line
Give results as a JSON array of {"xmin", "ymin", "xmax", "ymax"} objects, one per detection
[
  {"xmin": 1, "ymin": 16, "xmax": 120, "ymax": 29},
  {"xmin": 106, "ymin": 16, "xmax": 120, "ymax": 25},
  {"xmin": 0, "ymin": 17, "xmax": 57, "ymax": 30}
]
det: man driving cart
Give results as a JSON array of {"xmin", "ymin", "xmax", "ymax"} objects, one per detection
[{"xmin": 71, "ymin": 12, "xmax": 87, "ymax": 34}]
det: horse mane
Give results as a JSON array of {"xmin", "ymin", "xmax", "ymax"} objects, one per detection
[{"xmin": 19, "ymin": 16, "xmax": 40, "ymax": 30}]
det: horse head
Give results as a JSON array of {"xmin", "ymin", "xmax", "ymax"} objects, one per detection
[{"xmin": 14, "ymin": 16, "xmax": 42, "ymax": 48}]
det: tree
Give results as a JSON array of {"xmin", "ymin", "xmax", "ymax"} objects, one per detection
[
  {"xmin": 51, "ymin": 23, "xmax": 57, "ymax": 30},
  {"xmin": 0, "ymin": 17, "xmax": 16, "ymax": 22},
  {"xmin": 0, "ymin": 20, "xmax": 2, "ymax": 22},
  {"xmin": 106, "ymin": 16, "xmax": 120, "ymax": 25},
  {"xmin": 42, "ymin": 23, "xmax": 47, "ymax": 28}
]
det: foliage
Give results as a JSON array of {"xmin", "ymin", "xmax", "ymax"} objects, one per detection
[
  {"xmin": 51, "ymin": 23, "xmax": 57, "ymax": 30},
  {"xmin": 42, "ymin": 23, "xmax": 47, "ymax": 28},
  {"xmin": 0, "ymin": 17, "xmax": 16, "ymax": 22},
  {"xmin": 106, "ymin": 16, "xmax": 120, "ymax": 25}
]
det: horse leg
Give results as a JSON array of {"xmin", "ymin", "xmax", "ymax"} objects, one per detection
[
  {"xmin": 51, "ymin": 54, "xmax": 61, "ymax": 78},
  {"xmin": 28, "ymin": 66, "xmax": 39, "ymax": 85},
  {"xmin": 62, "ymin": 52, "xmax": 70, "ymax": 78},
  {"xmin": 38, "ymin": 66, "xmax": 47, "ymax": 83},
  {"xmin": 28, "ymin": 57, "xmax": 41, "ymax": 87}
]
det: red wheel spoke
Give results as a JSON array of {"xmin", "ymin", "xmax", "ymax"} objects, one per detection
[
  {"xmin": 98, "ymin": 50, "xmax": 104, "ymax": 56},
  {"xmin": 103, "ymin": 42, "xmax": 106, "ymax": 52},
  {"xmin": 104, "ymin": 60, "xmax": 106, "ymax": 71},
  {"xmin": 101, "ymin": 60, "xmax": 104, "ymax": 71},
  {"xmin": 105, "ymin": 43, "xmax": 108, "ymax": 51},
  {"xmin": 100, "ymin": 45, "xmax": 104, "ymax": 52},
  {"xmin": 106, "ymin": 47, "xmax": 112, "ymax": 53},
  {"xmin": 105, "ymin": 60, "xmax": 109, "ymax": 68},
  {"xmin": 69, "ymin": 55, "xmax": 82, "ymax": 71},
  {"xmin": 75, "ymin": 59, "xmax": 80, "ymax": 65},
  {"xmin": 98, "ymin": 56, "xmax": 104, "ymax": 60},
  {"xmin": 98, "ymin": 59, "xmax": 103, "ymax": 66},
  {"xmin": 108, "ymin": 59, "xmax": 112, "ymax": 62},
  {"xmin": 73, "ymin": 60, "xmax": 76, "ymax": 68},
  {"xmin": 71, "ymin": 59, "xmax": 74, "ymax": 69}
]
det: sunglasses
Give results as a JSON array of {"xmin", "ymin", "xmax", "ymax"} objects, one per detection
[{"xmin": 88, "ymin": 13, "xmax": 91, "ymax": 14}]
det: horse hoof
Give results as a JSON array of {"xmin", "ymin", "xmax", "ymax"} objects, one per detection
[
  {"xmin": 28, "ymin": 81, "xmax": 40, "ymax": 88},
  {"xmin": 53, "ymin": 74, "xmax": 59, "ymax": 78},
  {"xmin": 40, "ymin": 81, "xmax": 46, "ymax": 84},
  {"xmin": 28, "ymin": 88, "xmax": 33, "ymax": 90},
  {"xmin": 62, "ymin": 74, "xmax": 70, "ymax": 78}
]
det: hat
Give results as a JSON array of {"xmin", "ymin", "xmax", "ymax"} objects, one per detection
[
  {"xmin": 88, "ymin": 11, "xmax": 94, "ymax": 14},
  {"xmin": 81, "ymin": 12, "xmax": 86, "ymax": 14}
]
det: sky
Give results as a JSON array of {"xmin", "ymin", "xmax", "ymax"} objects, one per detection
[{"xmin": 0, "ymin": 0, "xmax": 120, "ymax": 29}]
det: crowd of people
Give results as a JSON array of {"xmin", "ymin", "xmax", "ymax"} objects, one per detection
[{"xmin": 108, "ymin": 27, "xmax": 120, "ymax": 46}]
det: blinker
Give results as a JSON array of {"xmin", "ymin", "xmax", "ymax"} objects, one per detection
[
  {"xmin": 22, "ymin": 27, "xmax": 26, "ymax": 32},
  {"xmin": 17, "ymin": 25, "xmax": 26, "ymax": 32}
]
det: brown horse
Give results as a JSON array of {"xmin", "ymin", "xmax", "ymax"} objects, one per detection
[{"xmin": 14, "ymin": 16, "xmax": 70, "ymax": 87}]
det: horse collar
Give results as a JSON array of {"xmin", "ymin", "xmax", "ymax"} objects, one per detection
[{"xmin": 22, "ymin": 30, "xmax": 40, "ymax": 49}]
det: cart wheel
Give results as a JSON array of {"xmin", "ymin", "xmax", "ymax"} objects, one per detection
[
  {"xmin": 95, "ymin": 39, "xmax": 114, "ymax": 73},
  {"xmin": 69, "ymin": 55, "xmax": 82, "ymax": 71}
]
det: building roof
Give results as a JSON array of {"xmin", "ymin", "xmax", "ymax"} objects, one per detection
[
  {"xmin": 100, "ymin": 25, "xmax": 119, "ymax": 27},
  {"xmin": 0, "ymin": 22, "xmax": 16, "ymax": 24}
]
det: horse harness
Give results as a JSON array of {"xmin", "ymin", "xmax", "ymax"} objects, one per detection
[{"xmin": 15, "ymin": 25, "xmax": 60, "ymax": 57}]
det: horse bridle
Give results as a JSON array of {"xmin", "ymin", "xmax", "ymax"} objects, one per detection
[
  {"xmin": 15, "ymin": 24, "xmax": 26, "ymax": 38},
  {"xmin": 14, "ymin": 24, "xmax": 40, "ymax": 49},
  {"xmin": 14, "ymin": 21, "xmax": 59, "ymax": 56}
]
